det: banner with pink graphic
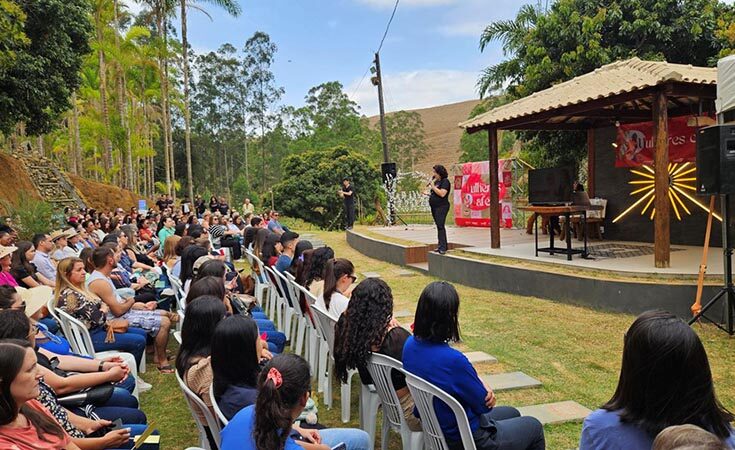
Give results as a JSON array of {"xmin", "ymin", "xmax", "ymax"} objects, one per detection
[{"xmin": 452, "ymin": 160, "xmax": 513, "ymax": 228}]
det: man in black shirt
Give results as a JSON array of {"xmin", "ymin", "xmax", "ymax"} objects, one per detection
[
  {"xmin": 339, "ymin": 177, "xmax": 355, "ymax": 230},
  {"xmin": 427, "ymin": 164, "xmax": 451, "ymax": 254}
]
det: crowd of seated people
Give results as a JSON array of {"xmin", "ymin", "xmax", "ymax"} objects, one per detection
[{"xmin": 1, "ymin": 195, "xmax": 734, "ymax": 450}]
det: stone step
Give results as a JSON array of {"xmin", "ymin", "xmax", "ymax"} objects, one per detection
[
  {"xmin": 517, "ymin": 401, "xmax": 591, "ymax": 425},
  {"xmin": 395, "ymin": 269, "xmax": 417, "ymax": 277},
  {"xmin": 393, "ymin": 310, "xmax": 413, "ymax": 319},
  {"xmin": 464, "ymin": 351, "xmax": 498, "ymax": 365},
  {"xmin": 361, "ymin": 272, "xmax": 381, "ymax": 279},
  {"xmin": 481, "ymin": 372, "xmax": 541, "ymax": 392}
]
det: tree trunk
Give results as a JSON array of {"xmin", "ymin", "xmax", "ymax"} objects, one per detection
[
  {"xmin": 156, "ymin": 10, "xmax": 171, "ymax": 196},
  {"xmin": 96, "ymin": 16, "xmax": 113, "ymax": 176},
  {"xmin": 181, "ymin": 0, "xmax": 194, "ymax": 201},
  {"xmin": 163, "ymin": 27, "xmax": 175, "ymax": 199},
  {"xmin": 71, "ymin": 92, "xmax": 82, "ymax": 175}
]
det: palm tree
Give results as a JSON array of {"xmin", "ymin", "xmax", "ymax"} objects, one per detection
[
  {"xmin": 92, "ymin": 0, "xmax": 114, "ymax": 177},
  {"xmin": 180, "ymin": 0, "xmax": 242, "ymax": 201},
  {"xmin": 477, "ymin": 3, "xmax": 541, "ymax": 98}
]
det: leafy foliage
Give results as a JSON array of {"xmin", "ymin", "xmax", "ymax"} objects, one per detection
[
  {"xmin": 0, "ymin": 192, "xmax": 64, "ymax": 240},
  {"xmin": 459, "ymin": 98, "xmax": 516, "ymax": 163},
  {"xmin": 0, "ymin": 0, "xmax": 92, "ymax": 135},
  {"xmin": 385, "ymin": 110, "xmax": 428, "ymax": 172},
  {"xmin": 272, "ymin": 146, "xmax": 380, "ymax": 228}
]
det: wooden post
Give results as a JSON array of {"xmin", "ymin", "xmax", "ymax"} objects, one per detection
[
  {"xmin": 653, "ymin": 89, "xmax": 670, "ymax": 268},
  {"xmin": 587, "ymin": 128, "xmax": 595, "ymax": 197},
  {"xmin": 489, "ymin": 127, "xmax": 500, "ymax": 248}
]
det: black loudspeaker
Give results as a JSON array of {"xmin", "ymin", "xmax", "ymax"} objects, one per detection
[
  {"xmin": 696, "ymin": 125, "xmax": 735, "ymax": 195},
  {"xmin": 381, "ymin": 162, "xmax": 397, "ymax": 182}
]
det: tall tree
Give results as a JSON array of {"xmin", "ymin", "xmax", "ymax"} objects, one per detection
[
  {"xmin": 385, "ymin": 110, "xmax": 428, "ymax": 172},
  {"xmin": 241, "ymin": 31, "xmax": 283, "ymax": 191},
  {"xmin": 179, "ymin": 0, "xmax": 241, "ymax": 201}
]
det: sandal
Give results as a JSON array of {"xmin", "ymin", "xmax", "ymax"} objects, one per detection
[{"xmin": 156, "ymin": 365, "xmax": 175, "ymax": 374}]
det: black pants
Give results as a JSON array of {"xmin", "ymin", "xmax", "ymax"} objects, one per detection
[
  {"xmin": 220, "ymin": 236, "xmax": 242, "ymax": 260},
  {"xmin": 431, "ymin": 203, "xmax": 449, "ymax": 252},
  {"xmin": 344, "ymin": 202, "xmax": 355, "ymax": 229},
  {"xmin": 448, "ymin": 406, "xmax": 545, "ymax": 450}
]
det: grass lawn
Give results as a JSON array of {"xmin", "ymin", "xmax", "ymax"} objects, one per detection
[{"xmin": 140, "ymin": 229, "xmax": 735, "ymax": 450}]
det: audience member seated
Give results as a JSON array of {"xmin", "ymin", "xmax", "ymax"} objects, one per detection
[
  {"xmin": 403, "ymin": 281, "xmax": 545, "ymax": 450},
  {"xmin": 174, "ymin": 297, "xmax": 227, "ymax": 448},
  {"xmin": 261, "ymin": 232, "xmax": 282, "ymax": 267},
  {"xmin": 266, "ymin": 210, "xmax": 289, "ymax": 236},
  {"xmin": 160, "ymin": 235, "xmax": 181, "ymax": 281},
  {"xmin": 85, "ymin": 248, "xmax": 174, "ymax": 373},
  {"xmin": 315, "ymin": 258, "xmax": 355, "ymax": 319},
  {"xmin": 286, "ymin": 240, "xmax": 312, "ymax": 278},
  {"xmin": 653, "ymin": 424, "xmax": 730, "ymax": 450},
  {"xmin": 50, "ymin": 230, "xmax": 77, "ymax": 262},
  {"xmin": 32, "ymin": 233, "xmax": 58, "ymax": 282},
  {"xmin": 209, "ymin": 215, "xmax": 242, "ymax": 260},
  {"xmin": 333, "ymin": 278, "xmax": 421, "ymax": 431},
  {"xmin": 53, "ymin": 257, "xmax": 147, "ymax": 368},
  {"xmin": 119, "ymin": 226, "xmax": 156, "ymax": 270},
  {"xmin": 251, "ymin": 228, "xmax": 270, "ymax": 261},
  {"xmin": 180, "ymin": 245, "xmax": 209, "ymax": 292},
  {"xmin": 275, "ymin": 231, "xmax": 299, "ymax": 273},
  {"xmin": 0, "ymin": 244, "xmax": 19, "ymax": 287},
  {"xmin": 220, "ymin": 354, "xmax": 370, "ymax": 450},
  {"xmin": 297, "ymin": 246, "xmax": 335, "ymax": 298},
  {"xmin": 11, "ymin": 240, "xmax": 54, "ymax": 288},
  {"xmin": 579, "ymin": 310, "xmax": 735, "ymax": 450}
]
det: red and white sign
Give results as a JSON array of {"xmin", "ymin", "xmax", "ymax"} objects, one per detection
[
  {"xmin": 452, "ymin": 160, "xmax": 513, "ymax": 228},
  {"xmin": 614, "ymin": 115, "xmax": 704, "ymax": 167}
]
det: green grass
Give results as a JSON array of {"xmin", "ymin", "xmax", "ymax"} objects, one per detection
[{"xmin": 140, "ymin": 230, "xmax": 735, "ymax": 450}]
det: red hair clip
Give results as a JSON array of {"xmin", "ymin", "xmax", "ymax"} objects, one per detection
[{"xmin": 266, "ymin": 367, "xmax": 283, "ymax": 389}]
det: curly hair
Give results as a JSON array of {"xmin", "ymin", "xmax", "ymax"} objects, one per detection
[
  {"xmin": 333, "ymin": 278, "xmax": 394, "ymax": 383},
  {"xmin": 302, "ymin": 246, "xmax": 334, "ymax": 288}
]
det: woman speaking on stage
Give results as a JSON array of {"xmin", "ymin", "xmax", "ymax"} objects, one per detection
[{"xmin": 426, "ymin": 164, "xmax": 451, "ymax": 254}]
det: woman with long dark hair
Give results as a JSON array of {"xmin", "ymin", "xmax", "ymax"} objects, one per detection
[
  {"xmin": 403, "ymin": 281, "xmax": 545, "ymax": 450},
  {"xmin": 426, "ymin": 164, "xmax": 451, "ymax": 254},
  {"xmin": 252, "ymin": 228, "xmax": 270, "ymax": 262},
  {"xmin": 579, "ymin": 311, "xmax": 735, "ymax": 449},
  {"xmin": 0, "ymin": 339, "xmax": 79, "ymax": 449},
  {"xmin": 10, "ymin": 241, "xmax": 54, "ymax": 288},
  {"xmin": 298, "ymin": 246, "xmax": 335, "ymax": 297},
  {"xmin": 220, "ymin": 354, "xmax": 370, "ymax": 450},
  {"xmin": 333, "ymin": 278, "xmax": 421, "ymax": 431},
  {"xmin": 261, "ymin": 233, "xmax": 282, "ymax": 267},
  {"xmin": 316, "ymin": 258, "xmax": 355, "ymax": 319},
  {"xmin": 179, "ymin": 245, "xmax": 209, "ymax": 290}
]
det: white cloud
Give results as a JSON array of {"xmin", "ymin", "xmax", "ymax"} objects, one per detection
[
  {"xmin": 348, "ymin": 69, "xmax": 478, "ymax": 116},
  {"xmin": 357, "ymin": 0, "xmax": 457, "ymax": 9},
  {"xmin": 121, "ymin": 0, "xmax": 144, "ymax": 16}
]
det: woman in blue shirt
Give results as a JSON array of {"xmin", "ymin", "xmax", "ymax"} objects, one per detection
[
  {"xmin": 579, "ymin": 310, "xmax": 735, "ymax": 450},
  {"xmin": 402, "ymin": 281, "xmax": 545, "ymax": 450}
]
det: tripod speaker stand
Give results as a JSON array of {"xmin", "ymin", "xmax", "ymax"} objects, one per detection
[{"xmin": 689, "ymin": 194, "xmax": 735, "ymax": 335}]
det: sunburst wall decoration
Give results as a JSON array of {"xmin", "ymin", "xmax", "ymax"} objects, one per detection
[{"xmin": 612, "ymin": 162, "xmax": 722, "ymax": 223}]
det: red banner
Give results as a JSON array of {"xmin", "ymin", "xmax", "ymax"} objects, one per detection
[
  {"xmin": 614, "ymin": 115, "xmax": 702, "ymax": 167},
  {"xmin": 452, "ymin": 160, "xmax": 513, "ymax": 228}
]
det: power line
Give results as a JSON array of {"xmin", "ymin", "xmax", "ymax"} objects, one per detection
[
  {"xmin": 376, "ymin": 0, "xmax": 400, "ymax": 54},
  {"xmin": 350, "ymin": 64, "xmax": 373, "ymax": 100}
]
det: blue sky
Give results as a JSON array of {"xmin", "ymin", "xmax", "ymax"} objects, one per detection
[{"xmin": 128, "ymin": 0, "xmax": 529, "ymax": 116}]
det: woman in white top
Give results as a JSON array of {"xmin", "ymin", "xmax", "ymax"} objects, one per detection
[{"xmin": 315, "ymin": 258, "xmax": 355, "ymax": 319}]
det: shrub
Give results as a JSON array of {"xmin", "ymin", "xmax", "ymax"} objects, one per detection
[{"xmin": 0, "ymin": 192, "xmax": 64, "ymax": 240}]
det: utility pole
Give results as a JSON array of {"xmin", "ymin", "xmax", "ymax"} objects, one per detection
[{"xmin": 372, "ymin": 51, "xmax": 396, "ymax": 224}]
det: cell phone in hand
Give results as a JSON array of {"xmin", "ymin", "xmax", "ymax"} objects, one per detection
[
  {"xmin": 110, "ymin": 418, "xmax": 123, "ymax": 430},
  {"xmin": 331, "ymin": 443, "xmax": 346, "ymax": 450}
]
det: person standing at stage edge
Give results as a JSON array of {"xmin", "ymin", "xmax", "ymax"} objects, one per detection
[
  {"xmin": 339, "ymin": 177, "xmax": 356, "ymax": 230},
  {"xmin": 427, "ymin": 164, "xmax": 451, "ymax": 254}
]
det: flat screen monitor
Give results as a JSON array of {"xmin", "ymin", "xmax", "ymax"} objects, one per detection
[{"xmin": 528, "ymin": 167, "xmax": 573, "ymax": 205}]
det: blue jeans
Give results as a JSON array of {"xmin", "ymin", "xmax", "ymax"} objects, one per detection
[
  {"xmin": 252, "ymin": 311, "xmax": 268, "ymax": 320},
  {"xmin": 90, "ymin": 327, "xmax": 147, "ymax": 368},
  {"xmin": 105, "ymin": 387, "xmax": 139, "ymax": 409},
  {"xmin": 254, "ymin": 318, "xmax": 275, "ymax": 330},
  {"xmin": 111, "ymin": 425, "xmax": 160, "ymax": 450},
  {"xmin": 262, "ymin": 329, "xmax": 286, "ymax": 353},
  {"xmin": 38, "ymin": 316, "xmax": 60, "ymax": 334},
  {"xmin": 319, "ymin": 428, "xmax": 371, "ymax": 450},
  {"xmin": 116, "ymin": 374, "xmax": 136, "ymax": 394}
]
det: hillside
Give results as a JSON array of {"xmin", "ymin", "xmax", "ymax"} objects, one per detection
[{"xmin": 369, "ymin": 99, "xmax": 481, "ymax": 173}]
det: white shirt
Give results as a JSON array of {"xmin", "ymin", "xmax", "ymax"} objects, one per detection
[{"xmin": 316, "ymin": 291, "xmax": 349, "ymax": 319}]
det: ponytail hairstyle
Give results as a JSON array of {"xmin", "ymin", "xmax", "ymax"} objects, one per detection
[
  {"xmin": 0, "ymin": 339, "xmax": 66, "ymax": 442},
  {"xmin": 254, "ymin": 354, "xmax": 311, "ymax": 450},
  {"xmin": 321, "ymin": 258, "xmax": 354, "ymax": 309}
]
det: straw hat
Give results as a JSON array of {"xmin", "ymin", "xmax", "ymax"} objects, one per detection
[
  {"xmin": 0, "ymin": 245, "xmax": 17, "ymax": 259},
  {"xmin": 49, "ymin": 230, "xmax": 66, "ymax": 242},
  {"xmin": 63, "ymin": 227, "xmax": 79, "ymax": 238},
  {"xmin": 15, "ymin": 286, "xmax": 53, "ymax": 318}
]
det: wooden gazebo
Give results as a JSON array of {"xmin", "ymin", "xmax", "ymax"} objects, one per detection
[{"xmin": 460, "ymin": 58, "xmax": 717, "ymax": 268}]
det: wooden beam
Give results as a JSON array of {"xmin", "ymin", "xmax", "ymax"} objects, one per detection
[
  {"xmin": 665, "ymin": 82, "xmax": 717, "ymax": 99},
  {"xmin": 489, "ymin": 128, "xmax": 500, "ymax": 249},
  {"xmin": 653, "ymin": 90, "xmax": 671, "ymax": 268},
  {"xmin": 587, "ymin": 129, "xmax": 595, "ymax": 197}
]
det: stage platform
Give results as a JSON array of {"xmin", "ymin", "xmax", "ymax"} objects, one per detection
[{"xmin": 347, "ymin": 226, "xmax": 727, "ymax": 319}]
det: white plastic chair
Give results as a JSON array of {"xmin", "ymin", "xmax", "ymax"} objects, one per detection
[
  {"xmin": 366, "ymin": 353, "xmax": 424, "ymax": 450},
  {"xmin": 175, "ymin": 371, "xmax": 222, "ymax": 450},
  {"xmin": 168, "ymin": 274, "xmax": 187, "ymax": 332},
  {"xmin": 290, "ymin": 282, "xmax": 324, "ymax": 384},
  {"xmin": 47, "ymin": 299, "xmax": 143, "ymax": 396},
  {"xmin": 403, "ymin": 370, "xmax": 477, "ymax": 450},
  {"xmin": 245, "ymin": 250, "xmax": 269, "ymax": 308},
  {"xmin": 209, "ymin": 383, "xmax": 229, "ymax": 426},
  {"xmin": 310, "ymin": 303, "xmax": 378, "ymax": 425},
  {"xmin": 264, "ymin": 266, "xmax": 293, "ymax": 339},
  {"xmin": 276, "ymin": 270, "xmax": 308, "ymax": 355}
]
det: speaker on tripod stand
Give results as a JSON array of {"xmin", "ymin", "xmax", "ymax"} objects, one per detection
[{"xmin": 692, "ymin": 124, "xmax": 735, "ymax": 334}]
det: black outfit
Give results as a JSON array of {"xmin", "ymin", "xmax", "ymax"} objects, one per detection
[
  {"xmin": 429, "ymin": 177, "xmax": 451, "ymax": 252},
  {"xmin": 218, "ymin": 203, "xmax": 229, "ymax": 216},
  {"xmin": 342, "ymin": 184, "xmax": 355, "ymax": 229},
  {"xmin": 357, "ymin": 327, "xmax": 410, "ymax": 389},
  {"xmin": 209, "ymin": 199, "xmax": 219, "ymax": 213}
]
